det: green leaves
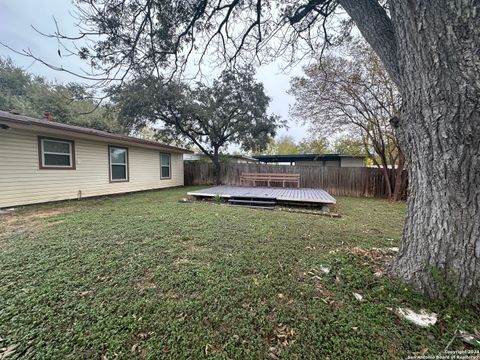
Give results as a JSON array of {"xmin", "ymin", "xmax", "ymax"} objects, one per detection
[
  {"xmin": 111, "ymin": 67, "xmax": 281, "ymax": 162},
  {"xmin": 0, "ymin": 58, "xmax": 124, "ymax": 134}
]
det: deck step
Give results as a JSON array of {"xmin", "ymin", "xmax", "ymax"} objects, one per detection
[
  {"xmin": 228, "ymin": 198, "xmax": 276, "ymax": 205},
  {"xmin": 227, "ymin": 197, "xmax": 276, "ymax": 209},
  {"xmin": 227, "ymin": 204, "xmax": 275, "ymax": 210}
]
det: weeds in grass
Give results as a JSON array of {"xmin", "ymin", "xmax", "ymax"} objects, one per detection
[{"xmin": 0, "ymin": 187, "xmax": 478, "ymax": 359}]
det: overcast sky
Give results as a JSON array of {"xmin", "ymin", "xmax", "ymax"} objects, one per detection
[{"xmin": 0, "ymin": 0, "xmax": 309, "ymax": 142}]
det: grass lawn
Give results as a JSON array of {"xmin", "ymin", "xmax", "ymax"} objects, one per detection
[{"xmin": 0, "ymin": 187, "xmax": 478, "ymax": 359}]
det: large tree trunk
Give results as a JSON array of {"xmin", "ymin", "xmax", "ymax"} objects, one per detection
[
  {"xmin": 392, "ymin": 150, "xmax": 406, "ymax": 201},
  {"xmin": 212, "ymin": 159, "xmax": 221, "ymax": 185},
  {"xmin": 211, "ymin": 148, "xmax": 222, "ymax": 185},
  {"xmin": 340, "ymin": 0, "xmax": 480, "ymax": 298},
  {"xmin": 388, "ymin": 1, "xmax": 480, "ymax": 298}
]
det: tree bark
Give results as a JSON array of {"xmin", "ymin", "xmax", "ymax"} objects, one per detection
[
  {"xmin": 212, "ymin": 159, "xmax": 221, "ymax": 185},
  {"xmin": 341, "ymin": 0, "xmax": 480, "ymax": 298},
  {"xmin": 338, "ymin": 0, "xmax": 400, "ymax": 86},
  {"xmin": 211, "ymin": 147, "xmax": 222, "ymax": 185},
  {"xmin": 388, "ymin": 0, "xmax": 480, "ymax": 298},
  {"xmin": 392, "ymin": 150, "xmax": 406, "ymax": 201},
  {"xmin": 380, "ymin": 163, "xmax": 393, "ymax": 199}
]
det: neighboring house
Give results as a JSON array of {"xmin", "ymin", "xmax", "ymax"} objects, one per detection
[
  {"xmin": 254, "ymin": 154, "xmax": 366, "ymax": 167},
  {"xmin": 184, "ymin": 153, "xmax": 258, "ymax": 164},
  {"xmin": 0, "ymin": 111, "xmax": 192, "ymax": 208}
]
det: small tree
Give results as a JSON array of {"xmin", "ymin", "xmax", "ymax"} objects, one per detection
[
  {"xmin": 333, "ymin": 137, "xmax": 367, "ymax": 157},
  {"xmin": 290, "ymin": 41, "xmax": 406, "ymax": 200},
  {"xmin": 263, "ymin": 134, "xmax": 299, "ymax": 155},
  {"xmin": 298, "ymin": 136, "xmax": 330, "ymax": 154},
  {"xmin": 110, "ymin": 68, "xmax": 281, "ymax": 183}
]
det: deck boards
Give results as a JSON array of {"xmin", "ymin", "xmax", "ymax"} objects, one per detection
[{"xmin": 187, "ymin": 186, "xmax": 336, "ymax": 204}]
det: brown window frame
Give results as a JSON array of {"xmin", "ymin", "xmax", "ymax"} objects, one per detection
[
  {"xmin": 108, "ymin": 145, "xmax": 129, "ymax": 183},
  {"xmin": 38, "ymin": 136, "xmax": 76, "ymax": 170},
  {"xmin": 160, "ymin": 153, "xmax": 171, "ymax": 180}
]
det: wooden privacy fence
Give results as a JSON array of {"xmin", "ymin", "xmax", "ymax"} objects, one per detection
[{"xmin": 184, "ymin": 163, "xmax": 407, "ymax": 198}]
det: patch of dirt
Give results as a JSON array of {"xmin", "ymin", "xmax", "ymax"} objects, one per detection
[
  {"xmin": 1, "ymin": 222, "xmax": 44, "ymax": 242},
  {"xmin": 78, "ymin": 290, "xmax": 95, "ymax": 297},
  {"xmin": 173, "ymin": 256, "xmax": 209, "ymax": 268},
  {"xmin": 0, "ymin": 207, "xmax": 75, "ymax": 244},
  {"xmin": 164, "ymin": 290, "xmax": 183, "ymax": 301},
  {"xmin": 301, "ymin": 267, "xmax": 344, "ymax": 308},
  {"xmin": 1, "ymin": 207, "xmax": 75, "ymax": 223},
  {"xmin": 134, "ymin": 270, "xmax": 157, "ymax": 290},
  {"xmin": 277, "ymin": 207, "xmax": 341, "ymax": 218},
  {"xmin": 310, "ymin": 279, "xmax": 343, "ymax": 308},
  {"xmin": 174, "ymin": 257, "xmax": 193, "ymax": 265},
  {"xmin": 179, "ymin": 240, "xmax": 204, "ymax": 252}
]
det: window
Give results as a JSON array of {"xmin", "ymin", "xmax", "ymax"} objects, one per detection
[
  {"xmin": 160, "ymin": 153, "xmax": 171, "ymax": 179},
  {"xmin": 38, "ymin": 137, "xmax": 75, "ymax": 169},
  {"xmin": 109, "ymin": 146, "xmax": 128, "ymax": 182}
]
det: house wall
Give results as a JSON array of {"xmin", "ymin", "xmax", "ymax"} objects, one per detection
[
  {"xmin": 295, "ymin": 160, "xmax": 323, "ymax": 167},
  {"xmin": 296, "ymin": 160, "xmax": 342, "ymax": 167},
  {"xmin": 325, "ymin": 160, "xmax": 341, "ymax": 167},
  {"xmin": 295, "ymin": 158, "xmax": 365, "ymax": 167},
  {"xmin": 0, "ymin": 128, "xmax": 184, "ymax": 208},
  {"xmin": 340, "ymin": 157, "xmax": 365, "ymax": 168}
]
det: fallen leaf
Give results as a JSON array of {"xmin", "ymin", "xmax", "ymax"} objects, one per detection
[
  {"xmin": 268, "ymin": 324, "xmax": 296, "ymax": 358},
  {"xmin": 205, "ymin": 343, "xmax": 222, "ymax": 355},
  {"xmin": 413, "ymin": 347, "xmax": 429, "ymax": 356},
  {"xmin": 268, "ymin": 352, "xmax": 280, "ymax": 359},
  {"xmin": 96, "ymin": 276, "xmax": 112, "ymax": 282}
]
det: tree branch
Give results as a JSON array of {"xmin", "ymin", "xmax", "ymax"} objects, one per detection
[{"xmin": 338, "ymin": 0, "xmax": 401, "ymax": 86}]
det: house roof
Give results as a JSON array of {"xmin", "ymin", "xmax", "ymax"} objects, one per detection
[
  {"xmin": 254, "ymin": 153, "xmax": 366, "ymax": 163},
  {"xmin": 185, "ymin": 153, "xmax": 258, "ymax": 162},
  {"xmin": 229, "ymin": 154, "xmax": 258, "ymax": 162},
  {"xmin": 0, "ymin": 110, "xmax": 192, "ymax": 153}
]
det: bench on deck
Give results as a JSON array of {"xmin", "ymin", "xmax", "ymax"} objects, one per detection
[{"xmin": 240, "ymin": 173, "xmax": 300, "ymax": 188}]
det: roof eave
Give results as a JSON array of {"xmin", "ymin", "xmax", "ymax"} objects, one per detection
[{"xmin": 0, "ymin": 112, "xmax": 193, "ymax": 154}]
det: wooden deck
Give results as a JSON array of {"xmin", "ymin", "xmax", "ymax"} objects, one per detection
[{"xmin": 187, "ymin": 186, "xmax": 336, "ymax": 204}]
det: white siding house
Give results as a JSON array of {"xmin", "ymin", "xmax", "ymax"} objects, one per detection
[{"xmin": 0, "ymin": 111, "xmax": 191, "ymax": 208}]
